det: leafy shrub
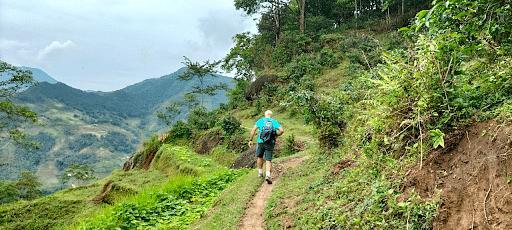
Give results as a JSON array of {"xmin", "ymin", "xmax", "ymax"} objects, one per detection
[
  {"xmin": 285, "ymin": 90, "xmax": 345, "ymax": 149},
  {"xmin": 279, "ymin": 134, "xmax": 304, "ymax": 157},
  {"xmin": 271, "ymin": 44, "xmax": 292, "ymax": 67},
  {"xmin": 0, "ymin": 171, "xmax": 42, "ymax": 205},
  {"xmin": 337, "ymin": 34, "xmax": 382, "ymax": 69},
  {"xmin": 168, "ymin": 120, "xmax": 191, "ymax": 141},
  {"xmin": 299, "ymin": 75, "xmax": 315, "ymax": 91},
  {"xmin": 285, "ymin": 54, "xmax": 322, "ymax": 84},
  {"xmin": 55, "ymin": 152, "xmax": 99, "ymax": 172},
  {"xmin": 318, "ymin": 48, "xmax": 338, "ymax": 67},
  {"xmin": 250, "ymin": 99, "xmax": 263, "ymax": 117},
  {"xmin": 305, "ymin": 15, "xmax": 335, "ymax": 38},
  {"xmin": 260, "ymin": 83, "xmax": 280, "ymax": 100},
  {"xmin": 187, "ymin": 107, "xmax": 219, "ymax": 131},
  {"xmin": 220, "ymin": 115, "xmax": 242, "ymax": 136},
  {"xmin": 101, "ymin": 131, "xmax": 135, "ymax": 153},
  {"xmin": 226, "ymin": 80, "xmax": 251, "ymax": 109}
]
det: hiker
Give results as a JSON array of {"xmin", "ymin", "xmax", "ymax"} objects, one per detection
[{"xmin": 248, "ymin": 110, "xmax": 284, "ymax": 184}]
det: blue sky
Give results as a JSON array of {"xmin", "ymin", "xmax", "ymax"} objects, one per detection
[{"xmin": 0, "ymin": 0, "xmax": 256, "ymax": 91}]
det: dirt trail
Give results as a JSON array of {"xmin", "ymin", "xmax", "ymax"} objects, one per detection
[{"xmin": 239, "ymin": 155, "xmax": 310, "ymax": 230}]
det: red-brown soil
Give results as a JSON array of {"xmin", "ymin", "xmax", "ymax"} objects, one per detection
[{"xmin": 403, "ymin": 120, "xmax": 512, "ymax": 230}]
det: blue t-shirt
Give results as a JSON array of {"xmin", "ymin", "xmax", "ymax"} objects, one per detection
[{"xmin": 255, "ymin": 117, "xmax": 281, "ymax": 143}]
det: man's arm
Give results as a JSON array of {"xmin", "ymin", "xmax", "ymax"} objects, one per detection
[
  {"xmin": 248, "ymin": 125, "xmax": 259, "ymax": 148},
  {"xmin": 276, "ymin": 127, "xmax": 284, "ymax": 137}
]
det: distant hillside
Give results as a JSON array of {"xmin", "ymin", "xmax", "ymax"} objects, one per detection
[
  {"xmin": 1, "ymin": 67, "xmax": 234, "ymax": 194},
  {"xmin": 17, "ymin": 67, "xmax": 233, "ymax": 120},
  {"xmin": 19, "ymin": 67, "xmax": 59, "ymax": 84}
]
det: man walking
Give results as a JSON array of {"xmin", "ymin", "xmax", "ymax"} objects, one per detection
[{"xmin": 248, "ymin": 110, "xmax": 284, "ymax": 184}]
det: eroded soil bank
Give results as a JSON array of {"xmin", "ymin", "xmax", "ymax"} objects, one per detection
[{"xmin": 403, "ymin": 120, "xmax": 512, "ymax": 230}]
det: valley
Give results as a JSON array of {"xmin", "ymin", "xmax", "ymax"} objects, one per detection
[{"xmin": 0, "ymin": 67, "xmax": 233, "ymax": 194}]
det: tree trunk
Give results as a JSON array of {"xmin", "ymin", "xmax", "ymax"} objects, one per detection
[
  {"xmin": 354, "ymin": 0, "xmax": 358, "ymax": 19},
  {"xmin": 401, "ymin": 0, "xmax": 404, "ymax": 15},
  {"xmin": 273, "ymin": 1, "xmax": 281, "ymax": 42},
  {"xmin": 299, "ymin": 0, "xmax": 305, "ymax": 33}
]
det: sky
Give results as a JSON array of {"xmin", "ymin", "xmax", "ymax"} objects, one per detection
[{"xmin": 0, "ymin": 0, "xmax": 257, "ymax": 92}]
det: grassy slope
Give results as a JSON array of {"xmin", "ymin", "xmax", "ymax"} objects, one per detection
[{"xmin": 0, "ymin": 145, "xmax": 224, "ymax": 229}]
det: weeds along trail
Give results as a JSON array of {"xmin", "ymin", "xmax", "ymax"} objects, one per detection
[{"xmin": 239, "ymin": 155, "xmax": 310, "ymax": 230}]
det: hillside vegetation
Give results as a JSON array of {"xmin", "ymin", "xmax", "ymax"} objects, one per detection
[{"xmin": 2, "ymin": 0, "xmax": 512, "ymax": 229}]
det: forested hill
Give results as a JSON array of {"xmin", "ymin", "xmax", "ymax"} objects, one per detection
[
  {"xmin": 16, "ymin": 67, "xmax": 234, "ymax": 119},
  {"xmin": 19, "ymin": 67, "xmax": 59, "ymax": 84}
]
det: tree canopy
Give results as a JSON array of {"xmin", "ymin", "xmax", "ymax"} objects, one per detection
[{"xmin": 0, "ymin": 61, "xmax": 39, "ymax": 149}]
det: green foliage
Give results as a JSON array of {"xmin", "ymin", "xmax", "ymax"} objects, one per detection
[
  {"xmin": 0, "ymin": 61, "xmax": 40, "ymax": 149},
  {"xmin": 285, "ymin": 90, "xmax": 345, "ymax": 149},
  {"xmin": 76, "ymin": 169, "xmax": 249, "ymax": 230},
  {"xmin": 179, "ymin": 57, "xmax": 228, "ymax": 108},
  {"xmin": 167, "ymin": 120, "xmax": 192, "ymax": 141},
  {"xmin": 225, "ymin": 80, "xmax": 251, "ymax": 110},
  {"xmin": 157, "ymin": 101, "xmax": 184, "ymax": 127},
  {"xmin": 410, "ymin": 0, "xmax": 511, "ymax": 52},
  {"xmin": 428, "ymin": 129, "xmax": 445, "ymax": 149},
  {"xmin": 187, "ymin": 107, "xmax": 219, "ymax": 131},
  {"xmin": 68, "ymin": 134, "xmax": 98, "ymax": 152},
  {"xmin": 220, "ymin": 115, "xmax": 242, "ymax": 136},
  {"xmin": 222, "ymin": 32, "xmax": 257, "ymax": 81},
  {"xmin": 15, "ymin": 171, "xmax": 43, "ymax": 201},
  {"xmin": 285, "ymin": 54, "xmax": 322, "ymax": 84},
  {"xmin": 318, "ymin": 48, "xmax": 338, "ymax": 67},
  {"xmin": 280, "ymin": 133, "xmax": 298, "ymax": 157},
  {"xmin": 337, "ymin": 33, "xmax": 383, "ymax": 71},
  {"xmin": 0, "ymin": 171, "xmax": 42, "ymax": 205}
]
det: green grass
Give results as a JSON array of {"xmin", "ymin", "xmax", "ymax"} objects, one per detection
[
  {"xmin": 0, "ymin": 145, "xmax": 234, "ymax": 230},
  {"xmin": 265, "ymin": 122, "xmax": 441, "ymax": 229},
  {"xmin": 73, "ymin": 170, "xmax": 250, "ymax": 230}
]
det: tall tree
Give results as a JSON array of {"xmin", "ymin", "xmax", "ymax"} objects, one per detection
[
  {"xmin": 0, "ymin": 61, "xmax": 39, "ymax": 150},
  {"xmin": 222, "ymin": 32, "xmax": 256, "ymax": 81},
  {"xmin": 15, "ymin": 171, "xmax": 43, "ymax": 201},
  {"xmin": 178, "ymin": 57, "xmax": 228, "ymax": 108},
  {"xmin": 235, "ymin": 0, "xmax": 288, "ymax": 41}
]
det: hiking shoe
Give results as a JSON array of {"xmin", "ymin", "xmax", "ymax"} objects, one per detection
[
  {"xmin": 265, "ymin": 176, "xmax": 272, "ymax": 184},
  {"xmin": 258, "ymin": 173, "xmax": 263, "ymax": 178}
]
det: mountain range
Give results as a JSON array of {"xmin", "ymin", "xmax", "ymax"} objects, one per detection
[{"xmin": 0, "ymin": 66, "xmax": 234, "ymax": 194}]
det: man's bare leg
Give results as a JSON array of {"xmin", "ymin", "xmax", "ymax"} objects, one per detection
[
  {"xmin": 257, "ymin": 157, "xmax": 264, "ymax": 177},
  {"xmin": 265, "ymin": 160, "xmax": 272, "ymax": 184}
]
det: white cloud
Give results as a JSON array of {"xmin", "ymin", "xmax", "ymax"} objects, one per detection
[{"xmin": 36, "ymin": 40, "xmax": 75, "ymax": 62}]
